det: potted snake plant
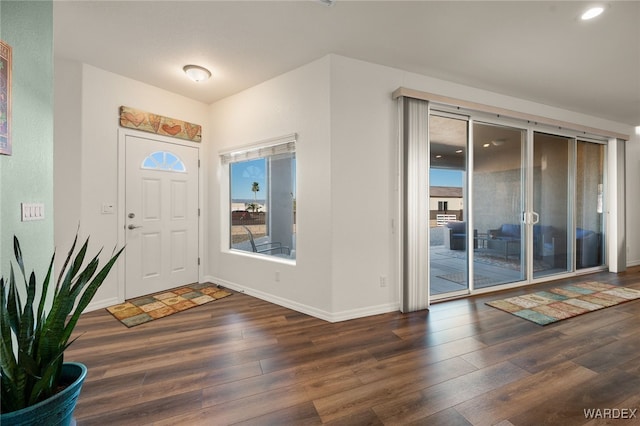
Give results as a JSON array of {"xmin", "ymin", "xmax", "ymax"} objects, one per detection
[{"xmin": 1, "ymin": 233, "xmax": 124, "ymax": 425}]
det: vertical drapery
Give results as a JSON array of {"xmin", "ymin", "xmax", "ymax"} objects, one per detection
[
  {"xmin": 399, "ymin": 97, "xmax": 430, "ymax": 312},
  {"xmin": 607, "ymin": 138, "xmax": 626, "ymax": 272}
]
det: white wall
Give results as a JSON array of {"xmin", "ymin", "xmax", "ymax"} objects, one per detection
[
  {"xmin": 55, "ymin": 53, "xmax": 638, "ymax": 319},
  {"xmin": 54, "ymin": 58, "xmax": 83, "ymax": 270},
  {"xmin": 54, "ymin": 61, "xmax": 210, "ymax": 310},
  {"xmin": 208, "ymin": 55, "xmax": 403, "ymax": 320},
  {"xmin": 329, "ymin": 56, "xmax": 401, "ymax": 316},
  {"xmin": 329, "ymin": 54, "xmax": 636, "ymax": 316},
  {"xmin": 207, "ymin": 56, "xmax": 334, "ymax": 318},
  {"xmin": 208, "ymin": 54, "xmax": 636, "ymax": 321}
]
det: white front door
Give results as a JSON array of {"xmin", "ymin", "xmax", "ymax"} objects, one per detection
[{"xmin": 125, "ymin": 135, "xmax": 199, "ymax": 299}]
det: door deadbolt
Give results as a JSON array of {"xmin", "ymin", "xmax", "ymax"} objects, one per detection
[{"xmin": 128, "ymin": 213, "xmax": 135, "ymax": 219}]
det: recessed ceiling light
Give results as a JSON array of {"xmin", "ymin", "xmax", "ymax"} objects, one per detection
[
  {"xmin": 581, "ymin": 6, "xmax": 604, "ymax": 21},
  {"xmin": 455, "ymin": 149, "xmax": 463, "ymax": 154},
  {"xmin": 483, "ymin": 143, "xmax": 490, "ymax": 148},
  {"xmin": 435, "ymin": 155, "xmax": 442, "ymax": 159},
  {"xmin": 183, "ymin": 65, "xmax": 211, "ymax": 82}
]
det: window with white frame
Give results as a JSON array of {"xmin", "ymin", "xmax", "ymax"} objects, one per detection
[
  {"xmin": 222, "ymin": 134, "xmax": 296, "ymax": 259},
  {"xmin": 142, "ymin": 151, "xmax": 186, "ymax": 172}
]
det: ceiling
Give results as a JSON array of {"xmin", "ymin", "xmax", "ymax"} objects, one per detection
[{"xmin": 53, "ymin": 1, "xmax": 640, "ymax": 127}]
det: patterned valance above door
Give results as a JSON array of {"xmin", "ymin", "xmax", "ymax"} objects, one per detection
[{"xmin": 119, "ymin": 106, "xmax": 202, "ymax": 142}]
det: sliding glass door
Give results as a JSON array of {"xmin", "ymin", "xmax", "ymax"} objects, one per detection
[
  {"xmin": 429, "ymin": 114, "xmax": 469, "ymax": 296},
  {"xmin": 532, "ymin": 132, "xmax": 572, "ymax": 279},
  {"xmin": 425, "ymin": 108, "xmax": 608, "ymax": 300},
  {"xmin": 575, "ymin": 140, "xmax": 606, "ymax": 269},
  {"xmin": 472, "ymin": 122, "xmax": 526, "ymax": 288}
]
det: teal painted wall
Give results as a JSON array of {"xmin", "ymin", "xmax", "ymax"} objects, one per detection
[{"xmin": 0, "ymin": 1, "xmax": 54, "ymax": 279}]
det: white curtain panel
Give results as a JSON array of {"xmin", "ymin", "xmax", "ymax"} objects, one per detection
[{"xmin": 399, "ymin": 97, "xmax": 430, "ymax": 312}]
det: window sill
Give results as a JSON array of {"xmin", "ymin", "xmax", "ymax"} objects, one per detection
[{"xmin": 226, "ymin": 248, "xmax": 296, "ymax": 266}]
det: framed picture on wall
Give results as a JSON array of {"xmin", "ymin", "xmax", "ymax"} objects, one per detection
[{"xmin": 1, "ymin": 40, "xmax": 12, "ymax": 156}]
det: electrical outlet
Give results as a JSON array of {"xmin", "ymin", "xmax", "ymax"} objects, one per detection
[
  {"xmin": 101, "ymin": 203, "xmax": 115, "ymax": 214},
  {"xmin": 379, "ymin": 276, "xmax": 387, "ymax": 287}
]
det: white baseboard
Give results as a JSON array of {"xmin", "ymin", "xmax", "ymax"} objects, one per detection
[
  {"xmin": 328, "ymin": 302, "xmax": 401, "ymax": 323},
  {"xmin": 627, "ymin": 259, "xmax": 640, "ymax": 267},
  {"xmin": 203, "ymin": 275, "xmax": 399, "ymax": 323},
  {"xmin": 84, "ymin": 296, "xmax": 121, "ymax": 313}
]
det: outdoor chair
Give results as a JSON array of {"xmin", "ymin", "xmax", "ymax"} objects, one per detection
[
  {"xmin": 443, "ymin": 221, "xmax": 477, "ymax": 250},
  {"xmin": 242, "ymin": 225, "xmax": 291, "ymax": 256}
]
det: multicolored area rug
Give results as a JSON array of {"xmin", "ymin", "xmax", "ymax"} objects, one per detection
[
  {"xmin": 486, "ymin": 281, "xmax": 640, "ymax": 326},
  {"xmin": 107, "ymin": 283, "xmax": 232, "ymax": 327}
]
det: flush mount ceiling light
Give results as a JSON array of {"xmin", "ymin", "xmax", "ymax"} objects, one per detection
[
  {"xmin": 581, "ymin": 6, "xmax": 604, "ymax": 20},
  {"xmin": 183, "ymin": 65, "xmax": 211, "ymax": 82}
]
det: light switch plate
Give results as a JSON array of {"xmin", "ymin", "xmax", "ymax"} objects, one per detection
[{"xmin": 21, "ymin": 203, "xmax": 45, "ymax": 221}]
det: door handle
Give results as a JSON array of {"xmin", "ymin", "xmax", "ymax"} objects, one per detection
[
  {"xmin": 522, "ymin": 212, "xmax": 540, "ymax": 224},
  {"xmin": 531, "ymin": 211, "xmax": 540, "ymax": 224},
  {"xmin": 127, "ymin": 224, "xmax": 143, "ymax": 230}
]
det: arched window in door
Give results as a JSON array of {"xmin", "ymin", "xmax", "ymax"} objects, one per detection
[{"xmin": 141, "ymin": 151, "xmax": 186, "ymax": 172}]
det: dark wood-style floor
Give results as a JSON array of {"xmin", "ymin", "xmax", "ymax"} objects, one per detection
[{"xmin": 67, "ymin": 267, "xmax": 640, "ymax": 425}]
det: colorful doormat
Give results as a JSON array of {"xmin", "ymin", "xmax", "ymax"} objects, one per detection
[
  {"xmin": 107, "ymin": 283, "xmax": 232, "ymax": 327},
  {"xmin": 486, "ymin": 281, "xmax": 640, "ymax": 326}
]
